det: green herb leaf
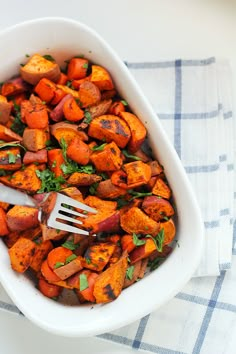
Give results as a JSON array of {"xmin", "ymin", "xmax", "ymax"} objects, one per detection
[
  {"xmin": 89, "ymin": 182, "xmax": 99, "ymax": 195},
  {"xmin": 62, "ymin": 240, "xmax": 79, "ymax": 251},
  {"xmin": 36, "ymin": 169, "xmax": 65, "ymax": 193},
  {"xmin": 146, "ymin": 228, "xmax": 165, "ymax": 252},
  {"xmin": 121, "ymin": 100, "xmax": 128, "ymax": 106},
  {"xmin": 116, "ymin": 197, "xmax": 129, "ymax": 209},
  {"xmin": 54, "ymin": 262, "xmax": 64, "ymax": 269},
  {"xmin": 43, "ymin": 54, "xmax": 55, "ymax": 62},
  {"xmin": 91, "ymin": 143, "xmax": 107, "ymax": 151},
  {"xmin": 65, "ymin": 254, "xmax": 77, "ymax": 264},
  {"xmin": 0, "ymin": 142, "xmax": 26, "ymax": 151},
  {"xmin": 82, "ymin": 63, "xmax": 88, "ymax": 69},
  {"xmin": 126, "ymin": 265, "xmax": 134, "ymax": 280},
  {"xmin": 128, "ymin": 190, "xmax": 152, "ymax": 201},
  {"xmin": 60, "ymin": 138, "xmax": 68, "ymax": 161},
  {"xmin": 132, "ymin": 233, "xmax": 146, "ymax": 246},
  {"xmin": 79, "ymin": 273, "xmax": 89, "ymax": 291},
  {"xmin": 7, "ymin": 152, "xmax": 17, "ymax": 164},
  {"xmin": 122, "ymin": 149, "xmax": 141, "ymax": 161},
  {"xmin": 85, "ymin": 257, "xmax": 91, "ymax": 264},
  {"xmin": 10, "ymin": 103, "xmax": 26, "ymax": 136},
  {"xmin": 84, "ymin": 110, "xmax": 92, "ymax": 124}
]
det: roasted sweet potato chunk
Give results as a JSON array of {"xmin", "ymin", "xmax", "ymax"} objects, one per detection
[
  {"xmin": 91, "ymin": 65, "xmax": 114, "ymax": 91},
  {"xmin": 0, "ymin": 124, "xmax": 22, "ymax": 142},
  {"xmin": 88, "ymin": 115, "xmax": 131, "ymax": 148},
  {"xmin": 9, "ymin": 237, "xmax": 36, "ymax": 273},
  {"xmin": 67, "ymin": 172, "xmax": 102, "ymax": 186},
  {"xmin": 0, "ymin": 95, "xmax": 11, "ymax": 124},
  {"xmin": 23, "ymin": 128, "xmax": 49, "ymax": 152},
  {"xmin": 0, "ymin": 147, "xmax": 22, "ymax": 171},
  {"xmin": 90, "ymin": 141, "xmax": 123, "ymax": 171},
  {"xmin": 6, "ymin": 205, "xmax": 39, "ymax": 231},
  {"xmin": 120, "ymin": 112, "xmax": 147, "ymax": 153},
  {"xmin": 152, "ymin": 177, "xmax": 171, "ymax": 199},
  {"xmin": 123, "ymin": 160, "xmax": 151, "ymax": 188},
  {"xmin": 142, "ymin": 196, "xmax": 175, "ymax": 222},
  {"xmin": 93, "ymin": 255, "xmax": 128, "ymax": 303},
  {"xmin": 83, "ymin": 242, "xmax": 116, "ymax": 271},
  {"xmin": 30, "ymin": 240, "xmax": 53, "ymax": 273}
]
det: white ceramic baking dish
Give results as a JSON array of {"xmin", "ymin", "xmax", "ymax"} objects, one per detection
[{"xmin": 0, "ymin": 17, "xmax": 204, "ymax": 337}]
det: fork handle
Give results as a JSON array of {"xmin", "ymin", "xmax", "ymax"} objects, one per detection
[{"xmin": 0, "ymin": 184, "xmax": 37, "ymax": 207}]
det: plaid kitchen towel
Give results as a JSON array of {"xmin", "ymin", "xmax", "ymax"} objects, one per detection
[{"xmin": 0, "ymin": 58, "xmax": 235, "ymax": 354}]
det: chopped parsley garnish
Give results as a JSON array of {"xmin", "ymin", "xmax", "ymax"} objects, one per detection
[
  {"xmin": 79, "ymin": 273, "xmax": 89, "ymax": 291},
  {"xmin": 148, "ymin": 257, "xmax": 165, "ymax": 271},
  {"xmin": 132, "ymin": 233, "xmax": 146, "ymax": 246},
  {"xmin": 121, "ymin": 100, "xmax": 128, "ymax": 106},
  {"xmin": 82, "ymin": 63, "xmax": 88, "ymax": 69},
  {"xmin": 85, "ymin": 257, "xmax": 91, "ymax": 264},
  {"xmin": 91, "ymin": 143, "xmax": 107, "ymax": 151},
  {"xmin": 43, "ymin": 54, "xmax": 55, "ymax": 61},
  {"xmin": 126, "ymin": 265, "xmax": 134, "ymax": 280},
  {"xmin": 116, "ymin": 197, "xmax": 129, "ymax": 209},
  {"xmin": 146, "ymin": 228, "xmax": 165, "ymax": 252},
  {"xmin": 0, "ymin": 142, "xmax": 26, "ymax": 151},
  {"xmin": 36, "ymin": 169, "xmax": 65, "ymax": 193},
  {"xmin": 84, "ymin": 110, "xmax": 92, "ymax": 124},
  {"xmin": 10, "ymin": 102, "xmax": 26, "ymax": 136},
  {"xmin": 54, "ymin": 262, "xmax": 64, "ymax": 269},
  {"xmin": 122, "ymin": 149, "xmax": 141, "ymax": 161},
  {"xmin": 128, "ymin": 190, "xmax": 152, "ymax": 200},
  {"xmin": 62, "ymin": 240, "xmax": 79, "ymax": 251},
  {"xmin": 89, "ymin": 182, "xmax": 99, "ymax": 195},
  {"xmin": 65, "ymin": 254, "xmax": 77, "ymax": 264},
  {"xmin": 7, "ymin": 152, "xmax": 18, "ymax": 164}
]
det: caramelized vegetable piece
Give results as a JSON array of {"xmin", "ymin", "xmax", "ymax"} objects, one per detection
[
  {"xmin": 49, "ymin": 94, "xmax": 72, "ymax": 122},
  {"xmin": 129, "ymin": 238, "xmax": 157, "ymax": 264},
  {"xmin": 121, "ymin": 234, "xmax": 136, "ymax": 253},
  {"xmin": 96, "ymin": 179, "xmax": 127, "ymax": 199},
  {"xmin": 3, "ymin": 226, "xmax": 41, "ymax": 248},
  {"xmin": 38, "ymin": 276, "xmax": 62, "ymax": 298},
  {"xmin": 91, "ymin": 65, "xmax": 114, "ymax": 91},
  {"xmin": 120, "ymin": 112, "xmax": 147, "ymax": 153},
  {"xmin": 0, "ymin": 207, "xmax": 9, "ymax": 236},
  {"xmin": 50, "ymin": 122, "xmax": 88, "ymax": 145},
  {"xmin": 48, "ymin": 149, "xmax": 66, "ymax": 177},
  {"xmin": 88, "ymin": 115, "xmax": 131, "ymax": 148},
  {"xmin": 84, "ymin": 195, "xmax": 117, "ymax": 211},
  {"xmin": 78, "ymin": 81, "xmax": 101, "ymax": 108},
  {"xmin": 20, "ymin": 54, "xmax": 60, "ymax": 85},
  {"xmin": 0, "ymin": 124, "xmax": 22, "ymax": 142},
  {"xmin": 24, "ymin": 102, "xmax": 49, "ymax": 129},
  {"xmin": 30, "ymin": 240, "xmax": 53, "ymax": 273},
  {"xmin": 57, "ymin": 84, "xmax": 79, "ymax": 98},
  {"xmin": 23, "ymin": 149, "xmax": 47, "ymax": 165},
  {"xmin": 123, "ymin": 260, "xmax": 142, "ymax": 288},
  {"xmin": 108, "ymin": 101, "xmax": 126, "ymax": 116},
  {"xmin": 0, "ymin": 147, "xmax": 22, "ymax": 171},
  {"xmin": 93, "ymin": 255, "xmax": 128, "ymax": 303},
  {"xmin": 8, "ymin": 237, "xmax": 36, "ymax": 273},
  {"xmin": 83, "ymin": 242, "xmax": 116, "ymax": 271},
  {"xmin": 123, "ymin": 160, "xmax": 151, "ymax": 188},
  {"xmin": 67, "ymin": 57, "xmax": 89, "ymax": 80},
  {"xmin": 120, "ymin": 207, "xmax": 160, "ymax": 236},
  {"xmin": 41, "ymin": 259, "xmax": 61, "ymax": 282},
  {"xmin": 0, "ymin": 95, "xmax": 11, "ymax": 124},
  {"xmin": 1, "ymin": 77, "xmax": 29, "ymax": 97},
  {"xmin": 61, "ymin": 187, "xmax": 84, "ymax": 207},
  {"xmin": 76, "ymin": 271, "xmax": 98, "ymax": 303},
  {"xmin": 160, "ymin": 218, "xmax": 176, "ymax": 245},
  {"xmin": 88, "ymin": 99, "xmax": 112, "ymax": 119},
  {"xmin": 67, "ymin": 172, "xmax": 102, "ymax": 186},
  {"xmin": 34, "ymin": 78, "xmax": 57, "ymax": 103},
  {"xmin": 0, "ymin": 163, "xmax": 42, "ymax": 193},
  {"xmin": 63, "ymin": 97, "xmax": 84, "ymax": 122},
  {"xmin": 142, "ymin": 196, "xmax": 175, "ymax": 222},
  {"xmin": 6, "ymin": 205, "xmax": 39, "ymax": 231},
  {"xmin": 23, "ymin": 128, "xmax": 49, "ymax": 152},
  {"xmin": 47, "ymin": 246, "xmax": 73, "ymax": 270},
  {"xmin": 90, "ymin": 141, "xmax": 123, "ymax": 171},
  {"xmin": 67, "ymin": 137, "xmax": 91, "ymax": 165},
  {"xmin": 148, "ymin": 160, "xmax": 163, "ymax": 176},
  {"xmin": 41, "ymin": 224, "xmax": 68, "ymax": 242},
  {"xmin": 54, "ymin": 256, "xmax": 83, "ymax": 280},
  {"xmin": 152, "ymin": 177, "xmax": 171, "ymax": 199}
]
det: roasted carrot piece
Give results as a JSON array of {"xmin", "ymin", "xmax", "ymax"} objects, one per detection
[
  {"xmin": 71, "ymin": 75, "xmax": 91, "ymax": 90},
  {"xmin": 120, "ymin": 207, "xmax": 160, "ymax": 236},
  {"xmin": 23, "ymin": 149, "xmax": 47, "ymax": 165},
  {"xmin": 0, "ymin": 207, "xmax": 9, "ymax": 236},
  {"xmin": 56, "ymin": 72, "xmax": 68, "ymax": 85},
  {"xmin": 90, "ymin": 141, "xmax": 123, "ymax": 171},
  {"xmin": 47, "ymin": 148, "xmax": 66, "ymax": 177},
  {"xmin": 91, "ymin": 65, "xmax": 114, "ymax": 91},
  {"xmin": 0, "ymin": 124, "xmax": 22, "ymax": 142},
  {"xmin": 160, "ymin": 218, "xmax": 176, "ymax": 245},
  {"xmin": 0, "ymin": 147, "xmax": 22, "ymax": 171},
  {"xmin": 34, "ymin": 78, "xmax": 57, "ymax": 103},
  {"xmin": 41, "ymin": 259, "xmax": 61, "ymax": 282},
  {"xmin": 78, "ymin": 81, "xmax": 101, "ymax": 108},
  {"xmin": 123, "ymin": 160, "xmax": 151, "ymax": 188},
  {"xmin": 22, "ymin": 128, "xmax": 49, "ymax": 152},
  {"xmin": 121, "ymin": 234, "xmax": 136, "ymax": 253},
  {"xmin": 30, "ymin": 240, "xmax": 53, "ymax": 273},
  {"xmin": 88, "ymin": 115, "xmax": 131, "ymax": 148},
  {"xmin": 38, "ymin": 276, "xmax": 62, "ymax": 298},
  {"xmin": 142, "ymin": 196, "xmax": 175, "ymax": 222},
  {"xmin": 120, "ymin": 112, "xmax": 147, "ymax": 153},
  {"xmin": 50, "ymin": 87, "xmax": 67, "ymax": 105},
  {"xmin": 77, "ymin": 271, "xmax": 98, "ymax": 303},
  {"xmin": 67, "ymin": 57, "xmax": 89, "ymax": 80},
  {"xmin": 24, "ymin": 102, "xmax": 49, "ymax": 129},
  {"xmin": 152, "ymin": 177, "xmax": 171, "ymax": 199},
  {"xmin": 66, "ymin": 137, "xmax": 91, "ymax": 165},
  {"xmin": 8, "ymin": 237, "xmax": 36, "ymax": 273},
  {"xmin": 108, "ymin": 101, "xmax": 126, "ymax": 116},
  {"xmin": 6, "ymin": 205, "xmax": 39, "ymax": 231},
  {"xmin": 93, "ymin": 255, "xmax": 128, "ymax": 303},
  {"xmin": 47, "ymin": 246, "xmax": 73, "ymax": 270},
  {"xmin": 63, "ymin": 97, "xmax": 84, "ymax": 122}
]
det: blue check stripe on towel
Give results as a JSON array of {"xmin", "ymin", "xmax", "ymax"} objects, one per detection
[{"xmin": 0, "ymin": 58, "xmax": 235, "ymax": 354}]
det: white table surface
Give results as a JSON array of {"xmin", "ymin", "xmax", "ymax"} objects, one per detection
[{"xmin": 0, "ymin": 1, "xmax": 235, "ymax": 353}]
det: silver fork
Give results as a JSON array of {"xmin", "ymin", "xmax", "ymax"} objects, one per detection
[{"xmin": 0, "ymin": 184, "xmax": 96, "ymax": 235}]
